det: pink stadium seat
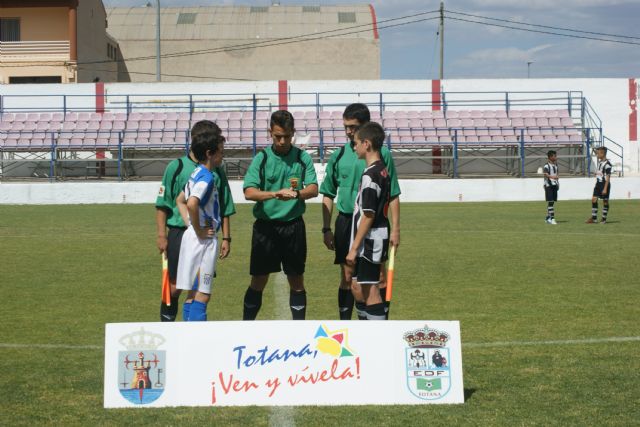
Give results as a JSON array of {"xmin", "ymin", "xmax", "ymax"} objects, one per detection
[
  {"xmin": 511, "ymin": 118, "xmax": 524, "ymax": 127},
  {"xmin": 472, "ymin": 119, "xmax": 486, "ymax": 127},
  {"xmin": 395, "ymin": 111, "xmax": 409, "ymax": 119},
  {"xmin": 26, "ymin": 113, "xmax": 39, "ymax": 122},
  {"xmin": 447, "ymin": 118, "xmax": 461, "ymax": 128},
  {"xmin": 438, "ymin": 135, "xmax": 452, "ymax": 144},
  {"xmin": 292, "ymin": 111, "xmax": 304, "ymax": 120},
  {"xmin": 419, "ymin": 111, "xmax": 433, "ymax": 119},
  {"xmin": 138, "ymin": 121, "xmax": 151, "ymax": 131},
  {"xmin": 462, "ymin": 128, "xmax": 476, "ymax": 136},
  {"xmin": 125, "ymin": 121, "xmax": 139, "ymax": 131},
  {"xmin": 569, "ymin": 134, "xmax": 582, "ymax": 142},
  {"xmin": 77, "ymin": 112, "xmax": 91, "ymax": 122},
  {"xmin": 112, "ymin": 121, "xmax": 125, "ymax": 131},
  {"xmin": 14, "ymin": 113, "xmax": 27, "ymax": 122},
  {"xmin": 35, "ymin": 122, "xmax": 49, "ymax": 131},
  {"xmin": 502, "ymin": 128, "xmax": 516, "ymax": 136},
  {"xmin": 557, "ymin": 110, "xmax": 570, "ymax": 118},
  {"xmin": 545, "ymin": 110, "xmax": 559, "ymax": 118},
  {"xmin": 465, "ymin": 136, "xmax": 479, "ymax": 143},
  {"xmin": 494, "ymin": 110, "xmax": 508, "ymax": 118},
  {"xmin": 536, "ymin": 118, "xmax": 549, "ymax": 127},
  {"xmin": 114, "ymin": 112, "xmax": 127, "ymax": 121},
  {"xmin": 228, "ymin": 119, "xmax": 241, "ymax": 130},
  {"xmin": 458, "ymin": 111, "xmax": 471, "ymax": 119},
  {"xmin": 153, "ymin": 112, "xmax": 167, "ymax": 121},
  {"xmin": 485, "ymin": 118, "xmax": 498, "ymax": 127},
  {"xmin": 396, "ymin": 118, "xmax": 409, "ymax": 129},
  {"xmin": 533, "ymin": 110, "xmax": 546, "ymax": 118},
  {"xmin": 548, "ymin": 117, "xmax": 562, "ymax": 127},
  {"xmin": 489, "ymin": 128, "xmax": 502, "ymax": 136},
  {"xmin": 23, "ymin": 121, "xmax": 37, "ymax": 131},
  {"xmin": 88, "ymin": 121, "xmax": 100, "ymax": 131},
  {"xmin": 497, "ymin": 118, "xmax": 511, "ymax": 127},
  {"xmin": 460, "ymin": 118, "xmax": 473, "ymax": 128},
  {"xmin": 319, "ymin": 111, "xmax": 331, "ymax": 119},
  {"xmin": 561, "ymin": 117, "xmax": 574, "ymax": 126},
  {"xmin": 436, "ymin": 128, "xmax": 450, "ymax": 137},
  {"xmin": 476, "ymin": 128, "xmax": 490, "ymax": 136},
  {"xmin": 421, "ymin": 118, "xmax": 434, "ymax": 128},
  {"xmin": 543, "ymin": 135, "xmax": 558, "ymax": 142},
  {"xmin": 61, "ymin": 121, "xmax": 76, "ymax": 131},
  {"xmin": 0, "ymin": 122, "xmax": 11, "ymax": 131},
  {"xmin": 520, "ymin": 110, "xmax": 534, "ymax": 118},
  {"xmin": 192, "ymin": 112, "xmax": 206, "ymax": 121},
  {"xmin": 229, "ymin": 112, "xmax": 242, "ymax": 120},
  {"xmin": 446, "ymin": 110, "xmax": 458, "ymax": 119},
  {"xmin": 165, "ymin": 112, "xmax": 179, "ymax": 121},
  {"xmin": 101, "ymin": 112, "xmax": 115, "ymax": 121},
  {"xmin": 491, "ymin": 135, "xmax": 505, "ymax": 143},
  {"xmin": 408, "ymin": 118, "xmax": 422, "ymax": 128},
  {"xmin": 482, "ymin": 110, "xmax": 497, "ymax": 118},
  {"xmin": 1, "ymin": 113, "xmax": 15, "ymax": 122},
  {"xmin": 479, "ymin": 135, "xmax": 492, "ymax": 143},
  {"xmin": 509, "ymin": 110, "xmax": 523, "ymax": 118},
  {"xmin": 38, "ymin": 113, "xmax": 52, "ymax": 122},
  {"xmin": 177, "ymin": 120, "xmax": 190, "ymax": 130},
  {"xmin": 524, "ymin": 118, "xmax": 537, "ymax": 127},
  {"xmin": 139, "ymin": 112, "xmax": 153, "ymax": 121},
  {"xmin": 540, "ymin": 128, "xmax": 554, "ymax": 136},
  {"xmin": 526, "ymin": 128, "xmax": 541, "ymax": 136},
  {"xmin": 303, "ymin": 111, "xmax": 316, "ymax": 120},
  {"xmin": 407, "ymin": 111, "xmax": 419, "ymax": 119},
  {"xmin": 431, "ymin": 110, "xmax": 445, "ymax": 119},
  {"xmin": 370, "ymin": 111, "xmax": 381, "ymax": 121},
  {"xmin": 382, "ymin": 118, "xmax": 396, "ymax": 129},
  {"xmin": 329, "ymin": 111, "xmax": 342, "ymax": 120},
  {"xmin": 434, "ymin": 118, "xmax": 447, "ymax": 128},
  {"xmin": 470, "ymin": 110, "xmax": 483, "ymax": 118}
]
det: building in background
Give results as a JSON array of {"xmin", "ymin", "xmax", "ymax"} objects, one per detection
[
  {"xmin": 106, "ymin": 4, "xmax": 380, "ymax": 82},
  {"xmin": 0, "ymin": 0, "xmax": 118, "ymax": 84}
]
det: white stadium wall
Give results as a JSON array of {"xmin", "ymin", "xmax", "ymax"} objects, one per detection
[{"xmin": 1, "ymin": 177, "xmax": 639, "ymax": 205}]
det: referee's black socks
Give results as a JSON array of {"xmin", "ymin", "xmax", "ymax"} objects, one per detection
[
  {"xmin": 355, "ymin": 301, "xmax": 367, "ymax": 320},
  {"xmin": 338, "ymin": 288, "xmax": 354, "ymax": 320},
  {"xmin": 290, "ymin": 290, "xmax": 307, "ymax": 320},
  {"xmin": 379, "ymin": 287, "xmax": 390, "ymax": 319},
  {"xmin": 365, "ymin": 303, "xmax": 387, "ymax": 321},
  {"xmin": 160, "ymin": 296, "xmax": 179, "ymax": 322},
  {"xmin": 243, "ymin": 287, "xmax": 263, "ymax": 320}
]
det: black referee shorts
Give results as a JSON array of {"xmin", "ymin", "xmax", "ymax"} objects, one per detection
[
  {"xmin": 250, "ymin": 217, "xmax": 307, "ymax": 276},
  {"xmin": 167, "ymin": 226, "xmax": 187, "ymax": 281},
  {"xmin": 353, "ymin": 257, "xmax": 382, "ymax": 285},
  {"xmin": 544, "ymin": 186, "xmax": 558, "ymax": 202},
  {"xmin": 593, "ymin": 182, "xmax": 611, "ymax": 200},
  {"xmin": 333, "ymin": 212, "xmax": 352, "ymax": 265}
]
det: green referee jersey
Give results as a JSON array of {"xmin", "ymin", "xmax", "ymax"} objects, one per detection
[
  {"xmin": 156, "ymin": 155, "xmax": 236, "ymax": 228},
  {"xmin": 319, "ymin": 142, "xmax": 401, "ymax": 214},
  {"xmin": 243, "ymin": 145, "xmax": 318, "ymax": 222}
]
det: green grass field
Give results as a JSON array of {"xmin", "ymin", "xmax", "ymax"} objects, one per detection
[{"xmin": 1, "ymin": 200, "xmax": 639, "ymax": 426}]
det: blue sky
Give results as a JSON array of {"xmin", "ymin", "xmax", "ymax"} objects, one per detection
[{"xmin": 103, "ymin": 0, "xmax": 640, "ymax": 79}]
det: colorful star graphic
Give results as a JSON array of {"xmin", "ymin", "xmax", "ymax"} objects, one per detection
[{"xmin": 314, "ymin": 325, "xmax": 355, "ymax": 358}]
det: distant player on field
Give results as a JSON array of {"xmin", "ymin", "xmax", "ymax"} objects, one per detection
[
  {"xmin": 174, "ymin": 130, "xmax": 225, "ymax": 321},
  {"xmin": 345, "ymin": 122, "xmax": 392, "ymax": 321},
  {"xmin": 320, "ymin": 103, "xmax": 400, "ymax": 320},
  {"xmin": 155, "ymin": 121, "xmax": 235, "ymax": 322},
  {"xmin": 543, "ymin": 150, "xmax": 559, "ymax": 225},
  {"xmin": 586, "ymin": 146, "xmax": 612, "ymax": 224}
]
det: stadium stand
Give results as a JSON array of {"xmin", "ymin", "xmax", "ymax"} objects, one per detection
[{"xmin": 0, "ymin": 89, "xmax": 619, "ymax": 180}]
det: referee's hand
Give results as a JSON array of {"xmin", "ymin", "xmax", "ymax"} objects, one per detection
[
  {"xmin": 390, "ymin": 230, "xmax": 400, "ymax": 251},
  {"xmin": 323, "ymin": 230, "xmax": 335, "ymax": 250}
]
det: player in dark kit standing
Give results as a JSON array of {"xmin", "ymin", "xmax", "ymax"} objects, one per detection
[
  {"xmin": 155, "ymin": 121, "xmax": 235, "ymax": 322},
  {"xmin": 320, "ymin": 103, "xmax": 401, "ymax": 320},
  {"xmin": 242, "ymin": 110, "xmax": 318, "ymax": 320},
  {"xmin": 586, "ymin": 146, "xmax": 612, "ymax": 224},
  {"xmin": 543, "ymin": 150, "xmax": 559, "ymax": 225},
  {"xmin": 345, "ymin": 122, "xmax": 392, "ymax": 321}
]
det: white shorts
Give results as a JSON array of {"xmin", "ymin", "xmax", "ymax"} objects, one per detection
[{"xmin": 176, "ymin": 226, "xmax": 219, "ymax": 294}]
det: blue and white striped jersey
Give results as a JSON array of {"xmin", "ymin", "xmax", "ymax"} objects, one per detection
[{"xmin": 184, "ymin": 165, "xmax": 221, "ymax": 231}]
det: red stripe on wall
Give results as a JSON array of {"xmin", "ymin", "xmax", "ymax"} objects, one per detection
[
  {"xmin": 95, "ymin": 82, "xmax": 105, "ymax": 113},
  {"xmin": 278, "ymin": 80, "xmax": 288, "ymax": 110},
  {"xmin": 629, "ymin": 78, "xmax": 637, "ymax": 142},
  {"xmin": 432, "ymin": 80, "xmax": 442, "ymax": 173},
  {"xmin": 369, "ymin": 4, "xmax": 379, "ymax": 39},
  {"xmin": 95, "ymin": 82, "xmax": 105, "ymax": 173},
  {"xmin": 431, "ymin": 79, "xmax": 441, "ymax": 111}
]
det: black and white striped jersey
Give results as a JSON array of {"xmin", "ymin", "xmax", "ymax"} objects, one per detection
[
  {"xmin": 351, "ymin": 160, "xmax": 391, "ymax": 264},
  {"xmin": 543, "ymin": 162, "xmax": 559, "ymax": 187},
  {"xmin": 595, "ymin": 159, "xmax": 612, "ymax": 183}
]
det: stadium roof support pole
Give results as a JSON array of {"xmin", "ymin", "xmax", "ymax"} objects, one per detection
[
  {"xmin": 439, "ymin": 1, "xmax": 444, "ymax": 80},
  {"xmin": 155, "ymin": 0, "xmax": 161, "ymax": 82}
]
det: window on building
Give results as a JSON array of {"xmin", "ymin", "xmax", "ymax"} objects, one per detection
[
  {"xmin": 0, "ymin": 18, "xmax": 20, "ymax": 42},
  {"xmin": 176, "ymin": 13, "xmax": 197, "ymax": 24},
  {"xmin": 302, "ymin": 6, "xmax": 320, "ymax": 13},
  {"xmin": 337, "ymin": 12, "xmax": 356, "ymax": 23},
  {"xmin": 9, "ymin": 76, "xmax": 62, "ymax": 84},
  {"xmin": 250, "ymin": 6, "xmax": 268, "ymax": 13}
]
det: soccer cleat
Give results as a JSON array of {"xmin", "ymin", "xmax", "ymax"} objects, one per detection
[
  {"xmin": 600, "ymin": 220, "xmax": 607, "ymax": 224},
  {"xmin": 550, "ymin": 219, "xmax": 557, "ymax": 225},
  {"xmin": 585, "ymin": 218, "xmax": 596, "ymax": 224},
  {"xmin": 545, "ymin": 218, "xmax": 552, "ymax": 224}
]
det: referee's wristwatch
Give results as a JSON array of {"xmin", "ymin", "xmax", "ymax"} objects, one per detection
[
  {"xmin": 294, "ymin": 189, "xmax": 300, "ymax": 199},
  {"xmin": 222, "ymin": 237, "xmax": 232, "ymax": 242}
]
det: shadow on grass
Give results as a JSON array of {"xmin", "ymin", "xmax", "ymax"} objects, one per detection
[{"xmin": 464, "ymin": 388, "xmax": 477, "ymax": 401}]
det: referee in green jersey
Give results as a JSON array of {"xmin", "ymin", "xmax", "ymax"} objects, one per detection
[
  {"xmin": 242, "ymin": 110, "xmax": 318, "ymax": 320},
  {"xmin": 155, "ymin": 120, "xmax": 236, "ymax": 322},
  {"xmin": 320, "ymin": 103, "xmax": 401, "ymax": 320}
]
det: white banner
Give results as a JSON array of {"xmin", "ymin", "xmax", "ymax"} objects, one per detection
[{"xmin": 104, "ymin": 320, "xmax": 464, "ymax": 407}]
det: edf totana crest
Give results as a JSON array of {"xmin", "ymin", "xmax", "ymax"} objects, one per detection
[
  {"xmin": 117, "ymin": 328, "xmax": 166, "ymax": 405},
  {"xmin": 404, "ymin": 325, "xmax": 452, "ymax": 400}
]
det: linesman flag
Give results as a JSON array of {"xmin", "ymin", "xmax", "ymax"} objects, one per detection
[
  {"xmin": 385, "ymin": 245, "xmax": 396, "ymax": 302},
  {"xmin": 161, "ymin": 253, "xmax": 171, "ymax": 306}
]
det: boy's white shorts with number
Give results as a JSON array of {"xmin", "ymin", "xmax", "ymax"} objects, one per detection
[{"xmin": 176, "ymin": 226, "xmax": 219, "ymax": 294}]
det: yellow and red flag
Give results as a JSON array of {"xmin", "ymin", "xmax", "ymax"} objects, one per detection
[
  {"xmin": 385, "ymin": 245, "xmax": 396, "ymax": 302},
  {"xmin": 161, "ymin": 253, "xmax": 171, "ymax": 306}
]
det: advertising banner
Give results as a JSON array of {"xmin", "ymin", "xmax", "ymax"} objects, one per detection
[{"xmin": 104, "ymin": 320, "xmax": 463, "ymax": 407}]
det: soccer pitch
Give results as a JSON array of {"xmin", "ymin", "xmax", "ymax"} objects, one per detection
[{"xmin": 1, "ymin": 200, "xmax": 639, "ymax": 425}]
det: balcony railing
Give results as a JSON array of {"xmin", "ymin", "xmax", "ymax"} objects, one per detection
[{"xmin": 0, "ymin": 40, "xmax": 70, "ymax": 61}]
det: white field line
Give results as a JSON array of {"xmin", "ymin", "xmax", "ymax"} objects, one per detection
[
  {"xmin": 269, "ymin": 272, "xmax": 296, "ymax": 427},
  {"xmin": 2, "ymin": 335, "xmax": 639, "ymax": 352}
]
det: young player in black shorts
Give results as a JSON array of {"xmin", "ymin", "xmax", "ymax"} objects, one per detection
[
  {"xmin": 586, "ymin": 147, "xmax": 612, "ymax": 224},
  {"xmin": 345, "ymin": 122, "xmax": 392, "ymax": 321},
  {"xmin": 543, "ymin": 150, "xmax": 559, "ymax": 225}
]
